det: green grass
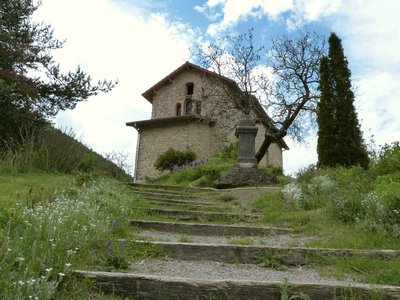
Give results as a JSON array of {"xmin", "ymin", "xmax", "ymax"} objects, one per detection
[
  {"xmin": 251, "ymin": 170, "xmax": 400, "ymax": 287},
  {"xmin": 0, "ymin": 172, "xmax": 153, "ymax": 299},
  {"xmin": 217, "ymin": 194, "xmax": 237, "ymax": 202},
  {"xmin": 311, "ymin": 254, "xmax": 400, "ymax": 286},
  {"xmin": 253, "ymin": 192, "xmax": 400, "ymax": 250}
]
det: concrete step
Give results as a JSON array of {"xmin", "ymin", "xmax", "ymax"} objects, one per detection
[
  {"xmin": 140, "ymin": 207, "xmax": 261, "ymax": 222},
  {"xmin": 130, "ymin": 219, "xmax": 295, "ymax": 236},
  {"xmin": 128, "ymin": 183, "xmax": 215, "ymax": 194},
  {"xmin": 130, "ymin": 240, "xmax": 400, "ymax": 266},
  {"xmin": 132, "ymin": 190, "xmax": 201, "ymax": 200},
  {"xmin": 75, "ymin": 270, "xmax": 400, "ymax": 300},
  {"xmin": 144, "ymin": 196, "xmax": 218, "ymax": 205},
  {"xmin": 147, "ymin": 201, "xmax": 227, "ymax": 211}
]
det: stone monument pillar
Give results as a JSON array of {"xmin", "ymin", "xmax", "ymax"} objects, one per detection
[
  {"xmin": 216, "ymin": 116, "xmax": 277, "ymax": 188},
  {"xmin": 235, "ymin": 117, "xmax": 258, "ymax": 168}
]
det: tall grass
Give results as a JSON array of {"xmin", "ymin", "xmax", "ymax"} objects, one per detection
[
  {"xmin": 0, "ymin": 126, "xmax": 132, "ymax": 181},
  {"xmin": 252, "ymin": 142, "xmax": 400, "ymax": 250},
  {"xmin": 0, "ymin": 176, "xmax": 142, "ymax": 299}
]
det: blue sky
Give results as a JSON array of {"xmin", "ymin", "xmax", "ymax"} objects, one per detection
[{"xmin": 35, "ymin": 0, "xmax": 400, "ymax": 175}]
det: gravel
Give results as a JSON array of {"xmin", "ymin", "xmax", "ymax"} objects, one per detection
[
  {"xmin": 130, "ymin": 257, "xmax": 353, "ymax": 285},
  {"xmin": 136, "ymin": 229, "xmax": 316, "ymax": 247}
]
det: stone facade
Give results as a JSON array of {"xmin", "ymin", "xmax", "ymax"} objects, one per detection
[{"xmin": 127, "ymin": 62, "xmax": 288, "ymax": 182}]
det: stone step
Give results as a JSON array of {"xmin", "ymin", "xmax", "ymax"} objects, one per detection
[
  {"xmin": 130, "ymin": 220, "xmax": 295, "ymax": 236},
  {"xmin": 128, "ymin": 182, "xmax": 214, "ymax": 194},
  {"xmin": 130, "ymin": 240, "xmax": 400, "ymax": 266},
  {"xmin": 143, "ymin": 195, "xmax": 217, "ymax": 204},
  {"xmin": 141, "ymin": 207, "xmax": 260, "ymax": 222},
  {"xmin": 147, "ymin": 201, "xmax": 226, "ymax": 211},
  {"xmin": 75, "ymin": 271, "xmax": 400, "ymax": 300},
  {"xmin": 133, "ymin": 190, "xmax": 200, "ymax": 200}
]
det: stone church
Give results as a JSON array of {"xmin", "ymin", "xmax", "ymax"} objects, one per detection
[{"xmin": 126, "ymin": 61, "xmax": 288, "ymax": 182}]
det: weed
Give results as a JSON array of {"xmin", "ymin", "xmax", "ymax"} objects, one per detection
[
  {"xmin": 218, "ymin": 194, "xmax": 237, "ymax": 202},
  {"xmin": 128, "ymin": 241, "xmax": 165, "ymax": 261},
  {"xmin": 252, "ymin": 250, "xmax": 287, "ymax": 271},
  {"xmin": 179, "ymin": 234, "xmax": 191, "ymax": 243},
  {"xmin": 279, "ymin": 278, "xmax": 310, "ymax": 300}
]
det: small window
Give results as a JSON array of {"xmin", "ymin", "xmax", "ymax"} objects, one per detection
[
  {"xmin": 186, "ymin": 83, "xmax": 194, "ymax": 95},
  {"xmin": 185, "ymin": 99, "xmax": 193, "ymax": 115},
  {"xmin": 176, "ymin": 103, "xmax": 182, "ymax": 116}
]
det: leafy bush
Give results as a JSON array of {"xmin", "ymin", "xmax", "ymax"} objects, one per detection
[
  {"xmin": 372, "ymin": 142, "xmax": 400, "ymax": 176},
  {"xmin": 154, "ymin": 148, "xmax": 196, "ymax": 171},
  {"xmin": 154, "ymin": 153, "xmax": 235, "ymax": 187},
  {"xmin": 375, "ymin": 181, "xmax": 400, "ymax": 226}
]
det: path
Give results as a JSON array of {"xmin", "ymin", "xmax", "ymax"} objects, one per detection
[{"xmin": 76, "ymin": 184, "xmax": 400, "ymax": 299}]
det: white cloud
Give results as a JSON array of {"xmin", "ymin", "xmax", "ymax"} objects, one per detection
[
  {"xmin": 35, "ymin": 0, "xmax": 193, "ymax": 173},
  {"xmin": 204, "ymin": 0, "xmax": 293, "ymax": 36},
  {"xmin": 283, "ymin": 137, "xmax": 317, "ymax": 176},
  {"xmin": 355, "ymin": 72, "xmax": 400, "ymax": 147}
]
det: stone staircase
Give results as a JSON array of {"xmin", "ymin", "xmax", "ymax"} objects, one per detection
[{"xmin": 76, "ymin": 184, "xmax": 400, "ymax": 299}]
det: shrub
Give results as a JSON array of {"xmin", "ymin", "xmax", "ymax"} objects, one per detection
[
  {"xmin": 372, "ymin": 142, "xmax": 400, "ymax": 176},
  {"xmin": 154, "ymin": 148, "xmax": 196, "ymax": 171},
  {"xmin": 375, "ymin": 181, "xmax": 400, "ymax": 227}
]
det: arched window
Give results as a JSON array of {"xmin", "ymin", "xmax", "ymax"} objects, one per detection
[
  {"xmin": 176, "ymin": 103, "xmax": 182, "ymax": 116},
  {"xmin": 185, "ymin": 99, "xmax": 193, "ymax": 115},
  {"xmin": 195, "ymin": 101, "xmax": 201, "ymax": 115}
]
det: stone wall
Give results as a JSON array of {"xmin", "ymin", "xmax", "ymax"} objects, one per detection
[
  {"xmin": 151, "ymin": 70, "xmax": 206, "ymax": 119},
  {"xmin": 136, "ymin": 121, "xmax": 213, "ymax": 181}
]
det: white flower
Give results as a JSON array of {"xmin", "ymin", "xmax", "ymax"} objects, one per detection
[
  {"xmin": 45, "ymin": 268, "xmax": 52, "ymax": 272},
  {"xmin": 58, "ymin": 272, "xmax": 65, "ymax": 277},
  {"xmin": 65, "ymin": 263, "xmax": 72, "ymax": 267}
]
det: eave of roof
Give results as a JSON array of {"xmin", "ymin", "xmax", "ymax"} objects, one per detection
[
  {"xmin": 141, "ymin": 61, "xmax": 236, "ymax": 103},
  {"xmin": 126, "ymin": 115, "xmax": 215, "ymax": 130}
]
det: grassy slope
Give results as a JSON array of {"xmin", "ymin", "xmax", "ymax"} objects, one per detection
[
  {"xmin": 1, "ymin": 146, "xmax": 400, "ymax": 299},
  {"xmin": 0, "ymin": 173, "xmax": 141, "ymax": 299}
]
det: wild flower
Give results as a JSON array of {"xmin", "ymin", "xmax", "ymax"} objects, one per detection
[
  {"xmin": 282, "ymin": 182, "xmax": 303, "ymax": 208},
  {"xmin": 308, "ymin": 175, "xmax": 336, "ymax": 195},
  {"xmin": 172, "ymin": 158, "xmax": 208, "ymax": 172}
]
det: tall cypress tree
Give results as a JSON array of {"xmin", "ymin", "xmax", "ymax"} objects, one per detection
[
  {"xmin": 317, "ymin": 33, "xmax": 369, "ymax": 168},
  {"xmin": 317, "ymin": 56, "xmax": 337, "ymax": 167}
]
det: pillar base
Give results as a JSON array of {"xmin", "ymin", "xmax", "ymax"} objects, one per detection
[{"xmin": 215, "ymin": 166, "xmax": 277, "ymax": 189}]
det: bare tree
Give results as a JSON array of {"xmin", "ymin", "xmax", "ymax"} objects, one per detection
[{"xmin": 195, "ymin": 29, "xmax": 325, "ymax": 163}]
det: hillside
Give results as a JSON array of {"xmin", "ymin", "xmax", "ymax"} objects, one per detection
[{"xmin": 0, "ymin": 142, "xmax": 399, "ymax": 299}]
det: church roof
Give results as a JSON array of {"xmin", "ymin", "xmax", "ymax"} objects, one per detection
[{"xmin": 142, "ymin": 61, "xmax": 236, "ymax": 103}]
